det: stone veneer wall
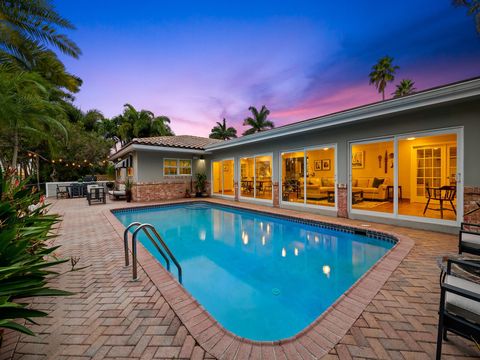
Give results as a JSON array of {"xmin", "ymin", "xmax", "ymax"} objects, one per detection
[
  {"xmin": 464, "ymin": 186, "xmax": 480, "ymax": 223},
  {"xmin": 337, "ymin": 185, "xmax": 348, "ymax": 218},
  {"xmin": 273, "ymin": 182, "xmax": 279, "ymax": 207}
]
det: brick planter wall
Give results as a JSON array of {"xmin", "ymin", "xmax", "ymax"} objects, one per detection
[{"xmin": 464, "ymin": 186, "xmax": 480, "ymax": 223}]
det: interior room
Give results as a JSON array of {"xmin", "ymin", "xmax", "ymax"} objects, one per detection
[
  {"xmin": 212, "ymin": 159, "xmax": 235, "ymax": 196},
  {"xmin": 282, "ymin": 147, "xmax": 336, "ymax": 207},
  {"xmin": 351, "ymin": 132, "xmax": 458, "ymax": 221},
  {"xmin": 240, "ymin": 155, "xmax": 273, "ymax": 200}
]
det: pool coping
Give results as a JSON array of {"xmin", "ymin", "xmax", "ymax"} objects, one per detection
[{"xmin": 103, "ymin": 198, "xmax": 415, "ymax": 359}]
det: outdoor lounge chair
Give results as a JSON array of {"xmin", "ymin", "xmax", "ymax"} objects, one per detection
[
  {"xmin": 459, "ymin": 222, "xmax": 480, "ymax": 256},
  {"xmin": 436, "ymin": 258, "xmax": 480, "ymax": 359},
  {"xmin": 108, "ymin": 184, "xmax": 126, "ymax": 200}
]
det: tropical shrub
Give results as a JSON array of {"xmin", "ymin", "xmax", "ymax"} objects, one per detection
[{"xmin": 0, "ymin": 169, "xmax": 70, "ymax": 340}]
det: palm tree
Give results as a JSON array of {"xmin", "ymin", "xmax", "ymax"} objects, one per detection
[
  {"xmin": 242, "ymin": 106, "xmax": 274, "ymax": 136},
  {"xmin": 117, "ymin": 104, "xmax": 174, "ymax": 143},
  {"xmin": 0, "ymin": 69, "xmax": 67, "ymax": 168},
  {"xmin": 369, "ymin": 56, "xmax": 399, "ymax": 101},
  {"xmin": 209, "ymin": 118, "xmax": 237, "ymax": 140},
  {"xmin": 82, "ymin": 109, "xmax": 105, "ymax": 132},
  {"xmin": 393, "ymin": 79, "xmax": 416, "ymax": 98},
  {"xmin": 453, "ymin": 0, "xmax": 480, "ymax": 34},
  {"xmin": 0, "ymin": 0, "xmax": 81, "ymax": 67}
]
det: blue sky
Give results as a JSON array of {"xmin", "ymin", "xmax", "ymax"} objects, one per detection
[{"xmin": 55, "ymin": 1, "xmax": 480, "ymax": 136}]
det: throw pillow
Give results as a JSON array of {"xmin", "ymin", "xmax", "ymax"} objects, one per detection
[{"xmin": 372, "ymin": 177, "xmax": 385, "ymax": 188}]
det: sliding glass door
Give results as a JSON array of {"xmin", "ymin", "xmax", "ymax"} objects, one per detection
[
  {"xmin": 240, "ymin": 154, "xmax": 273, "ymax": 201},
  {"xmin": 281, "ymin": 145, "xmax": 336, "ymax": 208},
  {"xmin": 212, "ymin": 159, "xmax": 235, "ymax": 197},
  {"xmin": 350, "ymin": 128, "xmax": 462, "ymax": 224}
]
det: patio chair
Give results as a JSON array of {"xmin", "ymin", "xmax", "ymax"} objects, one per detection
[
  {"xmin": 56, "ymin": 185, "xmax": 69, "ymax": 199},
  {"xmin": 436, "ymin": 258, "xmax": 480, "ymax": 360},
  {"xmin": 108, "ymin": 183, "xmax": 126, "ymax": 200},
  {"xmin": 459, "ymin": 222, "xmax": 480, "ymax": 256},
  {"xmin": 423, "ymin": 185, "xmax": 457, "ymax": 219},
  {"xmin": 87, "ymin": 185, "xmax": 106, "ymax": 205}
]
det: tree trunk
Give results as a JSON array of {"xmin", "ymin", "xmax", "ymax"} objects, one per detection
[
  {"xmin": 12, "ymin": 129, "xmax": 18, "ymax": 171},
  {"xmin": 382, "ymin": 89, "xmax": 385, "ymax": 101}
]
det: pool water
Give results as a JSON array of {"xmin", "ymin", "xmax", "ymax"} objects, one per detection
[{"xmin": 114, "ymin": 203, "xmax": 394, "ymax": 341}]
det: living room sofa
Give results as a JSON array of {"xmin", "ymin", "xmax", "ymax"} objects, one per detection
[
  {"xmin": 299, "ymin": 177, "xmax": 335, "ymax": 199},
  {"xmin": 351, "ymin": 177, "xmax": 389, "ymax": 201}
]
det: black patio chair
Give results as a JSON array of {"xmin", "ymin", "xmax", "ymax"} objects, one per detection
[
  {"xmin": 436, "ymin": 259, "xmax": 480, "ymax": 359},
  {"xmin": 459, "ymin": 222, "xmax": 480, "ymax": 256},
  {"xmin": 423, "ymin": 186, "xmax": 457, "ymax": 219}
]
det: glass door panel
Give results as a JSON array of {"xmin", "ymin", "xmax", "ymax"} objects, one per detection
[
  {"xmin": 212, "ymin": 161, "xmax": 222, "ymax": 195},
  {"xmin": 222, "ymin": 160, "xmax": 235, "ymax": 196},
  {"xmin": 255, "ymin": 155, "xmax": 272, "ymax": 200},
  {"xmin": 398, "ymin": 133, "xmax": 457, "ymax": 221},
  {"xmin": 351, "ymin": 140, "xmax": 394, "ymax": 213},
  {"xmin": 240, "ymin": 158, "xmax": 254, "ymax": 198},
  {"xmin": 281, "ymin": 151, "xmax": 304, "ymax": 203},
  {"xmin": 306, "ymin": 147, "xmax": 336, "ymax": 207}
]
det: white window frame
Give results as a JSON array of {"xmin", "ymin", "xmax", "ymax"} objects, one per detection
[
  {"xmin": 279, "ymin": 144, "xmax": 338, "ymax": 211},
  {"xmin": 348, "ymin": 127, "xmax": 463, "ymax": 226},
  {"xmin": 238, "ymin": 153, "xmax": 274, "ymax": 203},
  {"xmin": 163, "ymin": 158, "xmax": 192, "ymax": 176}
]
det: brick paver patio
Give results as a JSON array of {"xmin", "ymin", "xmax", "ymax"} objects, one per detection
[{"xmin": 1, "ymin": 198, "xmax": 479, "ymax": 359}]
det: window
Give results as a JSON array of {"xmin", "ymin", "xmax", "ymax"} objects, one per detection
[
  {"xmin": 163, "ymin": 159, "xmax": 192, "ymax": 176},
  {"xmin": 179, "ymin": 160, "xmax": 192, "ymax": 175}
]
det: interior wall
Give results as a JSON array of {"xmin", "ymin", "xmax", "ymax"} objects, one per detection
[
  {"xmin": 351, "ymin": 141, "xmax": 394, "ymax": 183},
  {"xmin": 398, "ymin": 133, "xmax": 457, "ymax": 200}
]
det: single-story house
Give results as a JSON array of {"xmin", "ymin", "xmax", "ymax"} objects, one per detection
[{"xmin": 110, "ymin": 77, "xmax": 480, "ymax": 232}]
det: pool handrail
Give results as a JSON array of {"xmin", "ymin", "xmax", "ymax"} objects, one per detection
[
  {"xmin": 123, "ymin": 222, "xmax": 142, "ymax": 266},
  {"xmin": 124, "ymin": 222, "xmax": 170, "ymax": 271},
  {"xmin": 129, "ymin": 223, "xmax": 183, "ymax": 284}
]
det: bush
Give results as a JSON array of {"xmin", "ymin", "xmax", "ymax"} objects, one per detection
[{"xmin": 0, "ymin": 169, "xmax": 71, "ymax": 339}]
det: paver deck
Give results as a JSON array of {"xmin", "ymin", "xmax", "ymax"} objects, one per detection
[{"xmin": 1, "ymin": 198, "xmax": 479, "ymax": 359}]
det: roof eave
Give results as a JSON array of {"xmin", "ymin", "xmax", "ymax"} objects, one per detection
[{"xmin": 109, "ymin": 143, "xmax": 210, "ymax": 161}]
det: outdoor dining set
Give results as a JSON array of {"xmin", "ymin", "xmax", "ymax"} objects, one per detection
[{"xmin": 56, "ymin": 176, "xmax": 106, "ymax": 205}]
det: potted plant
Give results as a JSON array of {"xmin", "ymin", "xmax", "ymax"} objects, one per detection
[
  {"xmin": 125, "ymin": 178, "xmax": 133, "ymax": 202},
  {"xmin": 195, "ymin": 173, "xmax": 208, "ymax": 197},
  {"xmin": 185, "ymin": 188, "xmax": 191, "ymax": 198}
]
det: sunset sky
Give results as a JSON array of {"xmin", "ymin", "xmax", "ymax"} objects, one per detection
[{"xmin": 56, "ymin": 1, "xmax": 480, "ymax": 136}]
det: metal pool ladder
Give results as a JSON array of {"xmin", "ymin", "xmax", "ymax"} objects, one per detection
[{"xmin": 124, "ymin": 222, "xmax": 182, "ymax": 283}]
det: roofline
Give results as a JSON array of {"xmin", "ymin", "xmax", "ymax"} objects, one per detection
[
  {"xmin": 205, "ymin": 77, "xmax": 480, "ymax": 151},
  {"xmin": 109, "ymin": 143, "xmax": 209, "ymax": 161}
]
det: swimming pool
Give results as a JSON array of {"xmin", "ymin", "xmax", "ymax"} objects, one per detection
[{"xmin": 114, "ymin": 202, "xmax": 395, "ymax": 341}]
